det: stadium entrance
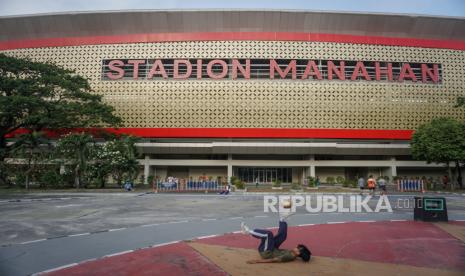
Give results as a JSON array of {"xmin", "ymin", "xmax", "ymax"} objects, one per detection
[{"xmin": 237, "ymin": 167, "xmax": 293, "ymax": 184}]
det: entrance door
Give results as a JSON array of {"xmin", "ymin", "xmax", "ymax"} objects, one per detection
[{"xmin": 257, "ymin": 169, "xmax": 265, "ymax": 183}]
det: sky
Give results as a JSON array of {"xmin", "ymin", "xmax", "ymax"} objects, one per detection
[{"xmin": 0, "ymin": 0, "xmax": 464, "ymax": 17}]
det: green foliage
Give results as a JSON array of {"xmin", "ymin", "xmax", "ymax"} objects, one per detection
[
  {"xmin": 56, "ymin": 133, "xmax": 94, "ymax": 188},
  {"xmin": 411, "ymin": 117, "xmax": 465, "ymax": 164},
  {"xmin": 343, "ymin": 179, "xmax": 357, "ymax": 188},
  {"xmin": 13, "ymin": 170, "xmax": 26, "ymax": 186},
  {"xmin": 326, "ymin": 176, "xmax": 335, "ymax": 184},
  {"xmin": 342, "ymin": 179, "xmax": 349, "ymax": 187},
  {"xmin": 306, "ymin": 176, "xmax": 315, "ymax": 187},
  {"xmin": 10, "ymin": 131, "xmax": 52, "ymax": 189},
  {"xmin": 272, "ymin": 179, "xmax": 282, "ymax": 187},
  {"xmin": 0, "ymin": 53, "xmax": 122, "ymax": 186},
  {"xmin": 336, "ymin": 176, "xmax": 345, "ymax": 184},
  {"xmin": 39, "ymin": 169, "xmax": 64, "ymax": 188},
  {"xmin": 233, "ymin": 178, "xmax": 244, "ymax": 189},
  {"xmin": 0, "ymin": 53, "xmax": 121, "ymax": 134},
  {"xmin": 351, "ymin": 180, "xmax": 357, "ymax": 188},
  {"xmin": 291, "ymin": 182, "xmax": 301, "ymax": 190},
  {"xmin": 88, "ymin": 135, "xmax": 140, "ymax": 187}
]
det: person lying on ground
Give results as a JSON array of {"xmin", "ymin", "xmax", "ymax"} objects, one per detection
[{"xmin": 241, "ymin": 210, "xmax": 311, "ymax": 264}]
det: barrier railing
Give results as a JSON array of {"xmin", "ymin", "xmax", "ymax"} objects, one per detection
[
  {"xmin": 397, "ymin": 179, "xmax": 426, "ymax": 192},
  {"xmin": 153, "ymin": 180, "xmax": 227, "ymax": 192}
]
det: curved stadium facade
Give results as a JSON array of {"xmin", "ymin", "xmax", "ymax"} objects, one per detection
[{"xmin": 1, "ymin": 10, "xmax": 465, "ymax": 185}]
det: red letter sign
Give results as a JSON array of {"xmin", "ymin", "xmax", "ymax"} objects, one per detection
[
  {"xmin": 207, "ymin": 60, "xmax": 228, "ymax": 79},
  {"xmin": 147, "ymin": 60, "xmax": 168, "ymax": 79},
  {"xmin": 270, "ymin": 60, "xmax": 296, "ymax": 79},
  {"xmin": 398, "ymin": 63, "xmax": 417, "ymax": 82},
  {"xmin": 421, "ymin": 64, "xmax": 439, "ymax": 83},
  {"xmin": 173, "ymin": 60, "xmax": 192, "ymax": 79},
  {"xmin": 128, "ymin": 60, "xmax": 145, "ymax": 80},
  {"xmin": 106, "ymin": 60, "xmax": 124, "ymax": 80},
  {"xmin": 351, "ymin": 61, "xmax": 371, "ymax": 81},
  {"xmin": 327, "ymin": 61, "xmax": 345, "ymax": 80},
  {"xmin": 232, "ymin": 59, "xmax": 250, "ymax": 79}
]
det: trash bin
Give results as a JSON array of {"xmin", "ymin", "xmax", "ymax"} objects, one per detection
[{"xmin": 414, "ymin": 196, "xmax": 448, "ymax": 222}]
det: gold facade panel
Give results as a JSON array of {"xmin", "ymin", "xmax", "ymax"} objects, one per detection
[{"xmin": 3, "ymin": 41, "xmax": 465, "ymax": 129}]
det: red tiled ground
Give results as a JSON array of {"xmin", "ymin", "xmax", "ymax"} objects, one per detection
[
  {"xmin": 198, "ymin": 221, "xmax": 465, "ymax": 271},
  {"xmin": 45, "ymin": 221, "xmax": 465, "ymax": 275},
  {"xmin": 46, "ymin": 242, "xmax": 226, "ymax": 276}
]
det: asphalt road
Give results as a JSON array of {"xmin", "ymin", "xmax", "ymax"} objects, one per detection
[{"xmin": 0, "ymin": 192, "xmax": 464, "ymax": 275}]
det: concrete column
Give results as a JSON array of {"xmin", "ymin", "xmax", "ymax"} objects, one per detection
[
  {"xmin": 227, "ymin": 154, "xmax": 233, "ymax": 184},
  {"xmin": 59, "ymin": 164, "xmax": 66, "ymax": 175},
  {"xmin": 143, "ymin": 155, "xmax": 150, "ymax": 185},
  {"xmin": 389, "ymin": 157, "xmax": 397, "ymax": 181},
  {"xmin": 310, "ymin": 166, "xmax": 316, "ymax": 177},
  {"xmin": 309, "ymin": 154, "xmax": 315, "ymax": 177}
]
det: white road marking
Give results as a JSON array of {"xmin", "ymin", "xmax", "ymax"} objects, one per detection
[
  {"xmin": 254, "ymin": 215, "xmax": 268, "ymax": 218},
  {"xmin": 108, "ymin": 228, "xmax": 126, "ymax": 232},
  {"xmin": 151, "ymin": 241, "xmax": 180, "ymax": 248},
  {"xmin": 68, "ymin": 233, "xmax": 90, "ymax": 237},
  {"xmin": 141, "ymin": 223, "xmax": 160, "ymax": 227},
  {"xmin": 105, "ymin": 250, "xmax": 134, "ymax": 257},
  {"xmin": 196, "ymin": 234, "xmax": 218, "ymax": 239},
  {"xmin": 35, "ymin": 263, "xmax": 78, "ymax": 274},
  {"xmin": 357, "ymin": 220, "xmax": 375, "ymax": 223},
  {"xmin": 453, "ymin": 219, "xmax": 465, "ymax": 222},
  {"xmin": 167, "ymin": 220, "xmax": 189, "ymax": 224},
  {"xmin": 390, "ymin": 219, "xmax": 407, "ymax": 222},
  {"xmin": 327, "ymin": 221, "xmax": 346, "ymax": 224},
  {"xmin": 21, "ymin": 238, "xmax": 46, "ymax": 244},
  {"xmin": 229, "ymin": 217, "xmax": 243, "ymax": 220},
  {"xmin": 55, "ymin": 204, "xmax": 80, "ymax": 208},
  {"xmin": 202, "ymin": 218, "xmax": 217, "ymax": 221},
  {"xmin": 232, "ymin": 230, "xmax": 242, "ymax": 234},
  {"xmin": 298, "ymin": 223, "xmax": 315, "ymax": 227}
]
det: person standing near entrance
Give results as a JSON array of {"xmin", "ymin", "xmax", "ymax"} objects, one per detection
[
  {"xmin": 358, "ymin": 176, "xmax": 365, "ymax": 195},
  {"xmin": 367, "ymin": 175, "xmax": 376, "ymax": 195},
  {"xmin": 255, "ymin": 177, "xmax": 259, "ymax": 188},
  {"xmin": 377, "ymin": 176, "xmax": 387, "ymax": 195}
]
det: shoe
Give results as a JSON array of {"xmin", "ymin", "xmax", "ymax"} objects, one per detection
[{"xmin": 241, "ymin": 222, "xmax": 250, "ymax": 234}]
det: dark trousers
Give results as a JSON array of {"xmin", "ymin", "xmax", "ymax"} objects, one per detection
[{"xmin": 251, "ymin": 221, "xmax": 287, "ymax": 252}]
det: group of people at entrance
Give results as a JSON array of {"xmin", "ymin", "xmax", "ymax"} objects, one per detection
[{"xmin": 358, "ymin": 175, "xmax": 387, "ymax": 195}]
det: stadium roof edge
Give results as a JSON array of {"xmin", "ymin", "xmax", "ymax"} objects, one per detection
[{"xmin": 1, "ymin": 9, "xmax": 464, "ymax": 21}]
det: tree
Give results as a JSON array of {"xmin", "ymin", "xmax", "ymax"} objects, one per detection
[
  {"xmin": 107, "ymin": 136, "xmax": 140, "ymax": 186},
  {"xmin": 411, "ymin": 117, "xmax": 465, "ymax": 189},
  {"xmin": 10, "ymin": 131, "xmax": 51, "ymax": 189},
  {"xmin": 0, "ymin": 53, "xmax": 121, "ymax": 185},
  {"xmin": 87, "ymin": 135, "xmax": 140, "ymax": 188},
  {"xmin": 56, "ymin": 133, "xmax": 94, "ymax": 189}
]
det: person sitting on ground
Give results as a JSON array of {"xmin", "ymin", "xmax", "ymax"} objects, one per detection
[
  {"xmin": 218, "ymin": 184, "xmax": 230, "ymax": 195},
  {"xmin": 241, "ymin": 210, "xmax": 311, "ymax": 264},
  {"xmin": 123, "ymin": 180, "xmax": 133, "ymax": 191}
]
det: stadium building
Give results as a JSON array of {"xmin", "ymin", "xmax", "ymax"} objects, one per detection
[{"xmin": 1, "ymin": 10, "xmax": 465, "ymax": 185}]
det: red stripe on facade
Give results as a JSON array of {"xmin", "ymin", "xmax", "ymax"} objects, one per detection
[
  {"xmin": 1, "ymin": 32, "xmax": 465, "ymax": 51},
  {"xmin": 7, "ymin": 128, "xmax": 413, "ymax": 140}
]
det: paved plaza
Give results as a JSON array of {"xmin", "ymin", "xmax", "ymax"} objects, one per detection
[{"xmin": 0, "ymin": 192, "xmax": 465, "ymax": 275}]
